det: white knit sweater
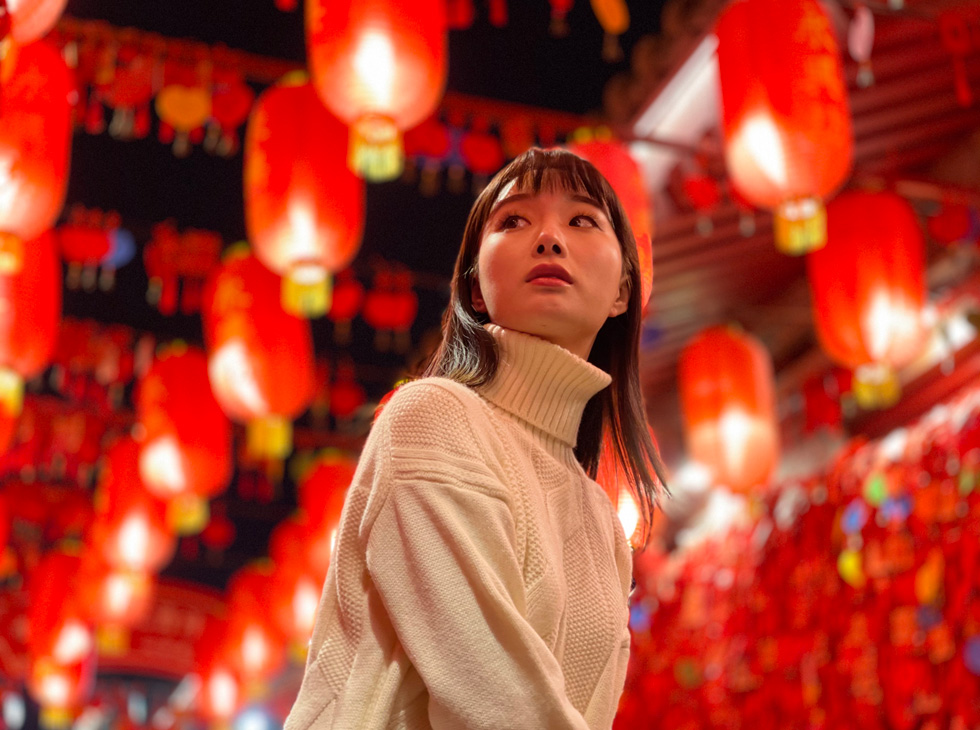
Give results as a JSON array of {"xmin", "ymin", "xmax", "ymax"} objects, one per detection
[{"xmin": 284, "ymin": 324, "xmax": 633, "ymax": 730}]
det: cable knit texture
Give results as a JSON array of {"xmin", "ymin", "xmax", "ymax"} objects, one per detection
[{"xmin": 284, "ymin": 324, "xmax": 634, "ymax": 730}]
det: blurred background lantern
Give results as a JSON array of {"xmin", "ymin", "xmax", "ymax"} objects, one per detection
[
  {"xmin": 679, "ymin": 325, "xmax": 779, "ymax": 494},
  {"xmin": 5, "ymin": 0, "xmax": 67, "ymax": 43},
  {"xmin": 715, "ymin": 0, "xmax": 853, "ymax": 255},
  {"xmin": 807, "ymin": 190, "xmax": 929, "ymax": 409},
  {"xmin": 136, "ymin": 345, "xmax": 233, "ymax": 534},
  {"xmin": 244, "ymin": 76, "xmax": 365, "ymax": 317},
  {"xmin": 305, "ymin": 0, "xmax": 448, "ymax": 180},
  {"xmin": 221, "ymin": 561, "xmax": 287, "ymax": 690},
  {"xmin": 0, "ymin": 40, "xmax": 73, "ymax": 271},
  {"xmin": 295, "ymin": 452, "xmax": 355, "ymax": 581},
  {"xmin": 202, "ymin": 248, "xmax": 316, "ymax": 461},
  {"xmin": 566, "ymin": 136, "xmax": 655, "ymax": 311},
  {"xmin": 0, "ymin": 230, "xmax": 61, "ymax": 419}
]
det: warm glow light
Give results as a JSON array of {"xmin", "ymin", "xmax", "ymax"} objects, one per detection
[
  {"xmin": 240, "ymin": 626, "xmax": 269, "ymax": 673},
  {"xmin": 209, "ymin": 340, "xmax": 268, "ymax": 416},
  {"xmin": 329, "ymin": 528, "xmax": 337, "ymax": 553},
  {"xmin": 293, "ymin": 577, "xmax": 320, "ymax": 634},
  {"xmin": 139, "ymin": 436, "xmax": 186, "ymax": 495},
  {"xmin": 52, "ymin": 620, "xmax": 93, "ymax": 665},
  {"xmin": 863, "ymin": 288, "xmax": 922, "ymax": 363},
  {"xmin": 718, "ymin": 407, "xmax": 754, "ymax": 477},
  {"xmin": 616, "ymin": 489, "xmax": 640, "ymax": 544},
  {"xmin": 352, "ymin": 30, "xmax": 397, "ymax": 109},
  {"xmin": 105, "ymin": 573, "xmax": 135, "ymax": 615},
  {"xmin": 206, "ymin": 669, "xmax": 238, "ymax": 719},
  {"xmin": 38, "ymin": 674, "xmax": 70, "ymax": 707},
  {"xmin": 117, "ymin": 515, "xmax": 150, "ymax": 571},
  {"xmin": 739, "ymin": 114, "xmax": 787, "ymax": 187}
]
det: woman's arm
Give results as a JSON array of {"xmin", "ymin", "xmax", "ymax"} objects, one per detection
[{"xmin": 363, "ymin": 382, "xmax": 591, "ymax": 730}]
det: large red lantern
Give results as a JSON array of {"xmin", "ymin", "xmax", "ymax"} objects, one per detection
[
  {"xmin": 297, "ymin": 453, "xmax": 354, "ymax": 578},
  {"xmin": 269, "ymin": 557, "xmax": 321, "ymax": 659},
  {"xmin": 715, "ymin": 0, "xmax": 853, "ymax": 255},
  {"xmin": 6, "ymin": 0, "xmax": 67, "ymax": 43},
  {"xmin": 0, "ymin": 41, "xmax": 73, "ymax": 268},
  {"xmin": 136, "ymin": 345, "xmax": 233, "ymax": 533},
  {"xmin": 244, "ymin": 77, "xmax": 365, "ymax": 317},
  {"xmin": 0, "ymin": 230, "xmax": 60, "ymax": 417},
  {"xmin": 77, "ymin": 555, "xmax": 154, "ymax": 655},
  {"xmin": 202, "ymin": 249, "xmax": 316, "ymax": 459},
  {"xmin": 678, "ymin": 326, "xmax": 779, "ymax": 493},
  {"xmin": 807, "ymin": 190, "xmax": 928, "ymax": 409},
  {"xmin": 222, "ymin": 562, "xmax": 287, "ymax": 685},
  {"xmin": 91, "ymin": 438, "xmax": 176, "ymax": 574},
  {"xmin": 566, "ymin": 138, "xmax": 654, "ymax": 310},
  {"xmin": 306, "ymin": 0, "xmax": 448, "ymax": 180}
]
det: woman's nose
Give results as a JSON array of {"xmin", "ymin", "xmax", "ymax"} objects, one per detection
[{"xmin": 533, "ymin": 222, "xmax": 565, "ymax": 256}]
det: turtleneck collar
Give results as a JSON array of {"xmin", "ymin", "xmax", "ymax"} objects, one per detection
[{"xmin": 475, "ymin": 324, "xmax": 612, "ymax": 450}]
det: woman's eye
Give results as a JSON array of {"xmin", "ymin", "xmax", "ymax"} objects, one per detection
[
  {"xmin": 571, "ymin": 214, "xmax": 599, "ymax": 228},
  {"xmin": 499, "ymin": 214, "xmax": 524, "ymax": 229}
]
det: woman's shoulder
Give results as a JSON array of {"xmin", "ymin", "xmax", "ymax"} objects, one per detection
[{"xmin": 374, "ymin": 376, "xmax": 493, "ymax": 446}]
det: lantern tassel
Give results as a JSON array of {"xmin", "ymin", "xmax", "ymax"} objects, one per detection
[
  {"xmin": 283, "ymin": 265, "xmax": 332, "ymax": 318},
  {"xmin": 853, "ymin": 363, "xmax": 901, "ymax": 410},
  {"xmin": 0, "ymin": 366, "xmax": 24, "ymax": 417},
  {"xmin": 247, "ymin": 416, "xmax": 293, "ymax": 461},
  {"xmin": 774, "ymin": 197, "xmax": 827, "ymax": 255},
  {"xmin": 349, "ymin": 114, "xmax": 404, "ymax": 182}
]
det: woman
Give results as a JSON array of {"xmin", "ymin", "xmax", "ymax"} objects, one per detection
[{"xmin": 285, "ymin": 147, "xmax": 668, "ymax": 730}]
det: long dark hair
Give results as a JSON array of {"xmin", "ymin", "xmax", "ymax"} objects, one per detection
[{"xmin": 419, "ymin": 147, "xmax": 669, "ymax": 549}]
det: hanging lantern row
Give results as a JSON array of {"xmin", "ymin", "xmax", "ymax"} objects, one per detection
[
  {"xmin": 143, "ymin": 221, "xmax": 223, "ymax": 316},
  {"xmin": 55, "ymin": 206, "xmax": 135, "ymax": 292},
  {"xmin": 49, "ymin": 18, "xmax": 592, "ymax": 179}
]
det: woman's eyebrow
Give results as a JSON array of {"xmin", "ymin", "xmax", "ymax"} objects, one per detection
[
  {"xmin": 487, "ymin": 192, "xmax": 533, "ymax": 219},
  {"xmin": 568, "ymin": 193, "xmax": 606, "ymax": 211}
]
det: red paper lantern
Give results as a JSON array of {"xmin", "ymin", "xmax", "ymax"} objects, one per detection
[
  {"xmin": 244, "ymin": 76, "xmax": 365, "ymax": 317},
  {"xmin": 596, "ymin": 428, "xmax": 660, "ymax": 547},
  {"xmin": 716, "ymin": 0, "xmax": 853, "ymax": 254},
  {"xmin": 0, "ymin": 230, "xmax": 61, "ymax": 417},
  {"xmin": 678, "ymin": 326, "xmax": 779, "ymax": 493},
  {"xmin": 361, "ymin": 268, "xmax": 418, "ymax": 352},
  {"xmin": 91, "ymin": 438, "xmax": 176, "ymax": 573},
  {"xmin": 193, "ymin": 615, "xmax": 242, "ymax": 724},
  {"xmin": 25, "ymin": 649, "xmax": 96, "ymax": 728},
  {"xmin": 77, "ymin": 555, "xmax": 154, "ymax": 654},
  {"xmin": 223, "ymin": 562, "xmax": 287, "ymax": 683},
  {"xmin": 0, "ymin": 41, "xmax": 73, "ymax": 268},
  {"xmin": 566, "ymin": 138, "xmax": 655, "ymax": 311},
  {"xmin": 807, "ymin": 191, "xmax": 928, "ymax": 409},
  {"xmin": 270, "ymin": 558, "xmax": 321, "ymax": 656},
  {"xmin": 202, "ymin": 249, "xmax": 316, "ymax": 459},
  {"xmin": 326, "ymin": 268, "xmax": 364, "ymax": 345},
  {"xmin": 306, "ymin": 0, "xmax": 448, "ymax": 180},
  {"xmin": 136, "ymin": 345, "xmax": 233, "ymax": 533},
  {"xmin": 27, "ymin": 549, "xmax": 93, "ymax": 669},
  {"xmin": 6, "ymin": 0, "xmax": 67, "ymax": 43}
]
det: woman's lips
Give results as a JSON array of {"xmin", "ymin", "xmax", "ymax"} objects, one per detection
[{"xmin": 529, "ymin": 276, "xmax": 571, "ymax": 286}]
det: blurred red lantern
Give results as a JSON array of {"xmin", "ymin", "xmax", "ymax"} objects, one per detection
[
  {"xmin": 26, "ymin": 549, "xmax": 93, "ymax": 668},
  {"xmin": 193, "ymin": 615, "xmax": 242, "ymax": 724},
  {"xmin": 306, "ymin": 0, "xmax": 448, "ymax": 180},
  {"xmin": 716, "ymin": 0, "xmax": 853, "ymax": 254},
  {"xmin": 595, "ymin": 428, "xmax": 660, "ymax": 547},
  {"xmin": 136, "ymin": 345, "xmax": 233, "ymax": 533},
  {"xmin": 270, "ymin": 558, "xmax": 321, "ymax": 658},
  {"xmin": 26, "ymin": 649, "xmax": 96, "ymax": 728},
  {"xmin": 326, "ymin": 268, "xmax": 364, "ymax": 345},
  {"xmin": 298, "ymin": 453, "xmax": 353, "ymax": 575},
  {"xmin": 77, "ymin": 555, "xmax": 154, "ymax": 654},
  {"xmin": 566, "ymin": 138, "xmax": 654, "ymax": 311},
  {"xmin": 0, "ymin": 41, "xmax": 73, "ymax": 268},
  {"xmin": 679, "ymin": 325, "xmax": 779, "ymax": 493},
  {"xmin": 6, "ymin": 0, "xmax": 67, "ymax": 43},
  {"xmin": 202, "ymin": 249, "xmax": 316, "ymax": 460},
  {"xmin": 807, "ymin": 191, "xmax": 928, "ymax": 409},
  {"xmin": 0, "ymin": 230, "xmax": 61, "ymax": 417},
  {"xmin": 361, "ymin": 268, "xmax": 418, "ymax": 352},
  {"xmin": 244, "ymin": 77, "xmax": 365, "ymax": 317},
  {"xmin": 91, "ymin": 438, "xmax": 176, "ymax": 573},
  {"xmin": 329, "ymin": 362, "xmax": 366, "ymax": 422},
  {"xmin": 223, "ymin": 562, "xmax": 287, "ymax": 684}
]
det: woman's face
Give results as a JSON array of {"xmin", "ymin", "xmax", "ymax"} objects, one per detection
[{"xmin": 471, "ymin": 183, "xmax": 629, "ymax": 360}]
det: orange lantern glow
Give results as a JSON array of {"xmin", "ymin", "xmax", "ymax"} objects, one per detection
[
  {"xmin": 27, "ymin": 550, "xmax": 92, "ymax": 665},
  {"xmin": 807, "ymin": 190, "xmax": 929, "ymax": 409},
  {"xmin": 136, "ymin": 345, "xmax": 233, "ymax": 533},
  {"xmin": 6, "ymin": 0, "xmax": 68, "ymax": 43},
  {"xmin": 77, "ymin": 555, "xmax": 154, "ymax": 654},
  {"xmin": 194, "ymin": 615, "xmax": 243, "ymax": 724},
  {"xmin": 26, "ymin": 649, "xmax": 96, "ymax": 729},
  {"xmin": 679, "ymin": 326, "xmax": 779, "ymax": 493},
  {"xmin": 202, "ymin": 249, "xmax": 316, "ymax": 460},
  {"xmin": 0, "ymin": 230, "xmax": 60, "ymax": 417},
  {"xmin": 595, "ymin": 428, "xmax": 659, "ymax": 548},
  {"xmin": 223, "ymin": 562, "xmax": 287, "ymax": 685},
  {"xmin": 566, "ymin": 137, "xmax": 655, "ymax": 310},
  {"xmin": 297, "ymin": 454, "xmax": 353, "ymax": 579},
  {"xmin": 270, "ymin": 557, "xmax": 321, "ymax": 659},
  {"xmin": 91, "ymin": 438, "xmax": 176, "ymax": 574},
  {"xmin": 305, "ymin": 0, "xmax": 448, "ymax": 180},
  {"xmin": 715, "ymin": 0, "xmax": 853, "ymax": 254},
  {"xmin": 244, "ymin": 77, "xmax": 365, "ymax": 317},
  {"xmin": 0, "ymin": 40, "xmax": 73, "ymax": 269}
]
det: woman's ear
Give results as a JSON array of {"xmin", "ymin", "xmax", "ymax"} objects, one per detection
[
  {"xmin": 608, "ymin": 275, "xmax": 630, "ymax": 318},
  {"xmin": 471, "ymin": 274, "xmax": 487, "ymax": 313}
]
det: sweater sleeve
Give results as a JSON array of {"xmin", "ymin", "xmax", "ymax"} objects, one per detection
[{"xmin": 362, "ymin": 382, "xmax": 591, "ymax": 730}]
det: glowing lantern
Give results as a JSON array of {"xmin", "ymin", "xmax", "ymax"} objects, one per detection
[
  {"xmin": 715, "ymin": 0, "xmax": 853, "ymax": 254},
  {"xmin": 679, "ymin": 326, "xmax": 779, "ymax": 493},
  {"xmin": 194, "ymin": 616, "xmax": 242, "ymax": 724},
  {"xmin": 77, "ymin": 555, "xmax": 154, "ymax": 654},
  {"xmin": 91, "ymin": 438, "xmax": 176, "ymax": 573},
  {"xmin": 807, "ymin": 191, "xmax": 928, "ymax": 409},
  {"xmin": 305, "ymin": 0, "xmax": 448, "ymax": 180},
  {"xmin": 244, "ymin": 77, "xmax": 365, "ymax": 317},
  {"xmin": 0, "ymin": 230, "xmax": 60, "ymax": 417},
  {"xmin": 270, "ymin": 557, "xmax": 321, "ymax": 659},
  {"xmin": 202, "ymin": 249, "xmax": 316, "ymax": 460},
  {"xmin": 566, "ymin": 138, "xmax": 654, "ymax": 310},
  {"xmin": 223, "ymin": 562, "xmax": 287, "ymax": 685},
  {"xmin": 0, "ymin": 41, "xmax": 73, "ymax": 270},
  {"xmin": 297, "ymin": 453, "xmax": 354, "ymax": 579},
  {"xmin": 136, "ymin": 345, "xmax": 233, "ymax": 533},
  {"xmin": 26, "ymin": 650, "xmax": 96, "ymax": 729},
  {"xmin": 6, "ymin": 0, "xmax": 67, "ymax": 43},
  {"xmin": 595, "ymin": 430, "xmax": 657, "ymax": 548}
]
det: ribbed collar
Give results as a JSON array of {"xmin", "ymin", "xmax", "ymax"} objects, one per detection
[{"xmin": 476, "ymin": 324, "xmax": 612, "ymax": 449}]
